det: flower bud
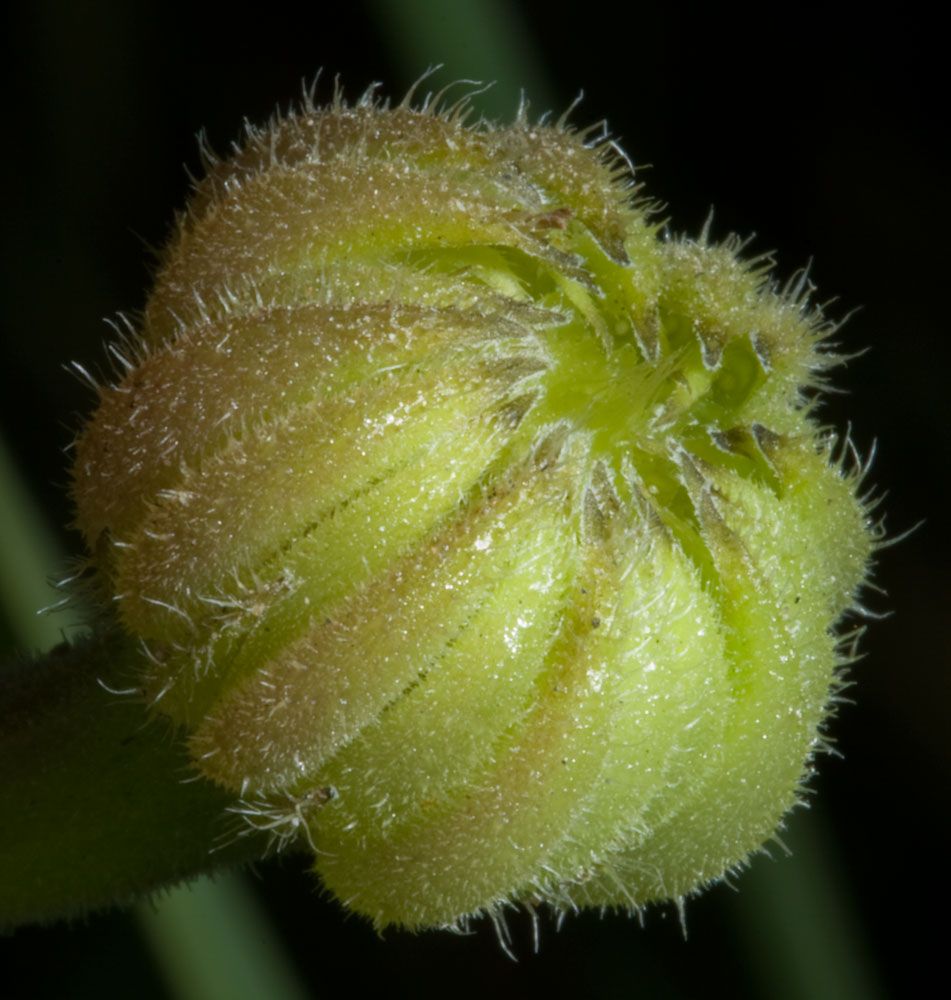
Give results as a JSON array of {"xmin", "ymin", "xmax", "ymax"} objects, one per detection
[{"xmin": 71, "ymin": 92, "xmax": 874, "ymax": 931}]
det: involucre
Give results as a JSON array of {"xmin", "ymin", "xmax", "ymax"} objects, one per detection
[{"xmin": 70, "ymin": 89, "xmax": 874, "ymax": 931}]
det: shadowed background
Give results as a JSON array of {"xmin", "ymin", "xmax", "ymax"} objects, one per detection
[{"xmin": 1, "ymin": 2, "xmax": 946, "ymax": 997}]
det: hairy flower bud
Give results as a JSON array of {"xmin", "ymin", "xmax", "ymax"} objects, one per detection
[{"xmin": 71, "ymin": 90, "xmax": 874, "ymax": 931}]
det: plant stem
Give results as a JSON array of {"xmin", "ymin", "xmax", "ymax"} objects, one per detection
[{"xmin": 0, "ymin": 629, "xmax": 268, "ymax": 930}]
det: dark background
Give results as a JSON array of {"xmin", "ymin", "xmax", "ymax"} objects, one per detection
[{"xmin": 1, "ymin": 2, "xmax": 946, "ymax": 997}]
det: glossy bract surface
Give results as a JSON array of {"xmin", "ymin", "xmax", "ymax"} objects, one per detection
[{"xmin": 72, "ymin": 95, "xmax": 872, "ymax": 930}]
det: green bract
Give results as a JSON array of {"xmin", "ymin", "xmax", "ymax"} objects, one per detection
[{"xmin": 71, "ymin": 94, "xmax": 873, "ymax": 930}]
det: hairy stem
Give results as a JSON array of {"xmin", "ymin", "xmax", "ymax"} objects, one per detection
[{"xmin": 0, "ymin": 629, "xmax": 268, "ymax": 930}]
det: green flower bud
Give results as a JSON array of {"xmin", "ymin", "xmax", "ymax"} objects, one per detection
[{"xmin": 71, "ymin": 92, "xmax": 874, "ymax": 931}]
